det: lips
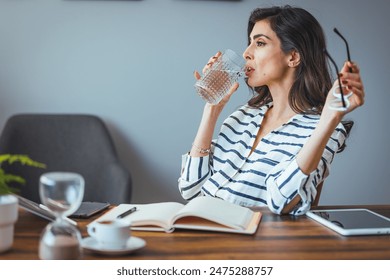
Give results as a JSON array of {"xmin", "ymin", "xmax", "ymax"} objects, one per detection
[{"xmin": 245, "ymin": 66, "xmax": 254, "ymax": 76}]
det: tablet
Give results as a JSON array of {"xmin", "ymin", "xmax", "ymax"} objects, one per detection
[
  {"xmin": 306, "ymin": 208, "xmax": 390, "ymax": 236},
  {"xmin": 16, "ymin": 194, "xmax": 55, "ymax": 221},
  {"xmin": 70, "ymin": 201, "xmax": 110, "ymax": 219},
  {"xmin": 16, "ymin": 194, "xmax": 76, "ymax": 225}
]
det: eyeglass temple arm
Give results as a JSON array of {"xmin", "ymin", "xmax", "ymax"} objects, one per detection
[
  {"xmin": 333, "ymin": 28, "xmax": 352, "ymax": 73},
  {"xmin": 324, "ymin": 49, "xmax": 347, "ymax": 108}
]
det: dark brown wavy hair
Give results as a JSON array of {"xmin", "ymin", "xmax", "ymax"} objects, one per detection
[
  {"xmin": 246, "ymin": 5, "xmax": 331, "ymax": 115},
  {"xmin": 246, "ymin": 5, "xmax": 354, "ymax": 151}
]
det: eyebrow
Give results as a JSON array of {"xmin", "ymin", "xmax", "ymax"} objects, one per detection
[{"xmin": 251, "ymin": 34, "xmax": 272, "ymax": 41}]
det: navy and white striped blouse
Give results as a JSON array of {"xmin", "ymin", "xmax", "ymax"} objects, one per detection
[{"xmin": 178, "ymin": 103, "xmax": 347, "ymax": 215}]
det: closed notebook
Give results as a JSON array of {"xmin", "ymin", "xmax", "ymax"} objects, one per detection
[{"xmin": 91, "ymin": 196, "xmax": 262, "ymax": 235}]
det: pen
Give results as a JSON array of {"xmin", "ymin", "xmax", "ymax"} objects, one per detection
[{"xmin": 117, "ymin": 207, "xmax": 137, "ymax": 219}]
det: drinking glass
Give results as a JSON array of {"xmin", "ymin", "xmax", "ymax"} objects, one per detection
[
  {"xmin": 38, "ymin": 172, "xmax": 84, "ymax": 259},
  {"xmin": 194, "ymin": 49, "xmax": 245, "ymax": 104}
]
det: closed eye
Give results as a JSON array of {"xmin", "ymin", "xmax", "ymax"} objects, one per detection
[{"xmin": 256, "ymin": 41, "xmax": 266, "ymax": 47}]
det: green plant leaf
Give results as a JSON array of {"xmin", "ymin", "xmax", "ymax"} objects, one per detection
[
  {"xmin": 0, "ymin": 154, "xmax": 46, "ymax": 196},
  {"xmin": 0, "ymin": 154, "xmax": 46, "ymax": 168}
]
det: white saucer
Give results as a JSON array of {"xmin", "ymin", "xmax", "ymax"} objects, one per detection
[{"xmin": 82, "ymin": 236, "xmax": 146, "ymax": 256}]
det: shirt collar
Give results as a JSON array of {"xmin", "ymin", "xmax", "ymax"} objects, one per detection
[
  {"xmin": 290, "ymin": 113, "xmax": 320, "ymax": 124},
  {"xmin": 256, "ymin": 102, "xmax": 320, "ymax": 124}
]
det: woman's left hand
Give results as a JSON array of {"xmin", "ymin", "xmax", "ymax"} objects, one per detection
[{"xmin": 323, "ymin": 61, "xmax": 365, "ymax": 120}]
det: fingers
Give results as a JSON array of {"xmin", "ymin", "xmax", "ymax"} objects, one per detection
[
  {"xmin": 339, "ymin": 61, "xmax": 359, "ymax": 89},
  {"xmin": 229, "ymin": 82, "xmax": 239, "ymax": 95},
  {"xmin": 344, "ymin": 79, "xmax": 364, "ymax": 94},
  {"xmin": 202, "ymin": 51, "xmax": 222, "ymax": 74},
  {"xmin": 340, "ymin": 61, "xmax": 359, "ymax": 74},
  {"xmin": 193, "ymin": 70, "xmax": 201, "ymax": 80},
  {"xmin": 338, "ymin": 61, "xmax": 365, "ymax": 108},
  {"xmin": 339, "ymin": 62, "xmax": 362, "ymax": 89},
  {"xmin": 344, "ymin": 79, "xmax": 365, "ymax": 107},
  {"xmin": 194, "ymin": 51, "xmax": 222, "ymax": 80},
  {"xmin": 218, "ymin": 82, "xmax": 239, "ymax": 106},
  {"xmin": 348, "ymin": 61, "xmax": 360, "ymax": 73}
]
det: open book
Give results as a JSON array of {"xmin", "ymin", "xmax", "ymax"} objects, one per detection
[{"xmin": 91, "ymin": 196, "xmax": 262, "ymax": 234}]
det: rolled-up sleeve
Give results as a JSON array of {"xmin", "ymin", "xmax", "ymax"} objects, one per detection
[
  {"xmin": 178, "ymin": 153, "xmax": 212, "ymax": 200},
  {"xmin": 265, "ymin": 158, "xmax": 312, "ymax": 215},
  {"xmin": 265, "ymin": 125, "xmax": 346, "ymax": 215}
]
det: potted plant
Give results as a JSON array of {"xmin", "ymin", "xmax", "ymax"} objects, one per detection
[{"xmin": 0, "ymin": 154, "xmax": 45, "ymax": 253}]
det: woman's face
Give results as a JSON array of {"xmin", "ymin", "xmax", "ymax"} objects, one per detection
[{"xmin": 243, "ymin": 20, "xmax": 291, "ymax": 89}]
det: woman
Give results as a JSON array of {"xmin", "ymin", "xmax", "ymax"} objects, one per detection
[{"xmin": 178, "ymin": 6, "xmax": 364, "ymax": 215}]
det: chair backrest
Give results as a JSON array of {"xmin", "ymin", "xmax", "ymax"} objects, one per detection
[
  {"xmin": 0, "ymin": 114, "xmax": 132, "ymax": 204},
  {"xmin": 312, "ymin": 120, "xmax": 354, "ymax": 206},
  {"xmin": 312, "ymin": 182, "xmax": 323, "ymax": 207}
]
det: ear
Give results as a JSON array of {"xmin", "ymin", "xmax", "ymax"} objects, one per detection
[{"xmin": 288, "ymin": 50, "xmax": 301, "ymax": 68}]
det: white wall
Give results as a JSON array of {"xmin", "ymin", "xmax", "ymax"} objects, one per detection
[{"xmin": 0, "ymin": 0, "xmax": 389, "ymax": 205}]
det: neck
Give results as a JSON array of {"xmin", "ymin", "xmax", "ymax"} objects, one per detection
[
  {"xmin": 267, "ymin": 95, "xmax": 296, "ymax": 121},
  {"xmin": 266, "ymin": 105, "xmax": 295, "ymax": 125},
  {"xmin": 267, "ymin": 84, "xmax": 296, "ymax": 122}
]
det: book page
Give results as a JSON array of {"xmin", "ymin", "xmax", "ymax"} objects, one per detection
[
  {"xmin": 172, "ymin": 196, "xmax": 254, "ymax": 231},
  {"xmin": 92, "ymin": 202, "xmax": 184, "ymax": 232},
  {"xmin": 174, "ymin": 212, "xmax": 261, "ymax": 234}
]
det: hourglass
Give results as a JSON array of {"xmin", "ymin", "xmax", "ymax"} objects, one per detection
[{"xmin": 38, "ymin": 172, "xmax": 84, "ymax": 260}]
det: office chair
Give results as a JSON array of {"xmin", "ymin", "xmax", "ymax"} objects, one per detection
[
  {"xmin": 312, "ymin": 120, "xmax": 354, "ymax": 206},
  {"xmin": 312, "ymin": 182, "xmax": 324, "ymax": 207},
  {"xmin": 0, "ymin": 114, "xmax": 132, "ymax": 204}
]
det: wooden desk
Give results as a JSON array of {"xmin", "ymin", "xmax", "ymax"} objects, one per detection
[{"xmin": 1, "ymin": 205, "xmax": 390, "ymax": 260}]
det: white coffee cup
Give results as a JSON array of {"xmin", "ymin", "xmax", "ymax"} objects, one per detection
[{"xmin": 87, "ymin": 219, "xmax": 131, "ymax": 249}]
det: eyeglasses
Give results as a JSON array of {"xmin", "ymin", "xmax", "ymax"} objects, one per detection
[{"xmin": 324, "ymin": 28, "xmax": 353, "ymax": 111}]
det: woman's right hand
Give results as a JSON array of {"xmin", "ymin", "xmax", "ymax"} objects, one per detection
[{"xmin": 194, "ymin": 51, "xmax": 240, "ymax": 109}]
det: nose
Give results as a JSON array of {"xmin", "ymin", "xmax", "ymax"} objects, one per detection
[{"xmin": 243, "ymin": 45, "xmax": 253, "ymax": 61}]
